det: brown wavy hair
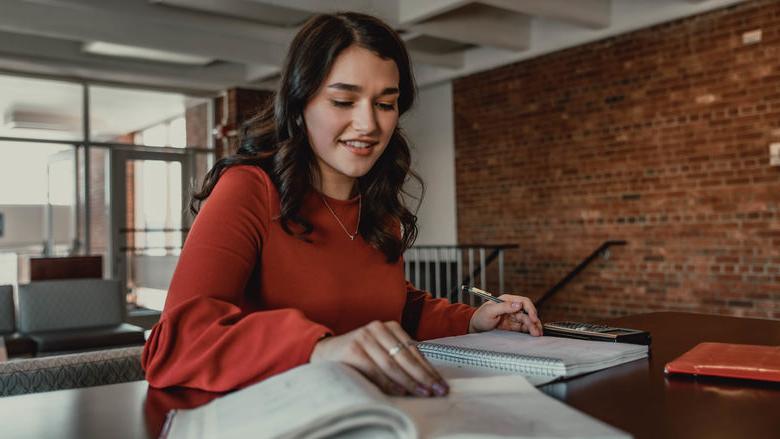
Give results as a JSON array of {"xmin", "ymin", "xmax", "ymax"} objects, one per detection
[{"xmin": 191, "ymin": 12, "xmax": 422, "ymax": 263}]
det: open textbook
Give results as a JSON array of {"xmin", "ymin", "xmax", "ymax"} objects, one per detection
[
  {"xmin": 418, "ymin": 331, "xmax": 648, "ymax": 385},
  {"xmin": 161, "ymin": 361, "xmax": 630, "ymax": 439}
]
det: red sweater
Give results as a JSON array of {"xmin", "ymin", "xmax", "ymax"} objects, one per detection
[{"xmin": 142, "ymin": 165, "xmax": 475, "ymax": 391}]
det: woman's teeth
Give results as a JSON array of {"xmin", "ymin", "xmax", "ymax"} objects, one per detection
[{"xmin": 341, "ymin": 140, "xmax": 373, "ymax": 148}]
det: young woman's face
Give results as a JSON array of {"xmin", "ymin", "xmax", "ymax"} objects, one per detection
[{"xmin": 303, "ymin": 44, "xmax": 400, "ymax": 191}]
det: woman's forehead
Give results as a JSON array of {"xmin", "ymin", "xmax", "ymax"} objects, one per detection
[{"xmin": 322, "ymin": 45, "xmax": 399, "ymax": 92}]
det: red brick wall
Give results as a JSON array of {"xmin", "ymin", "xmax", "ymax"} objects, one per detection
[
  {"xmin": 214, "ymin": 88, "xmax": 273, "ymax": 159},
  {"xmin": 453, "ymin": 0, "xmax": 780, "ymax": 321}
]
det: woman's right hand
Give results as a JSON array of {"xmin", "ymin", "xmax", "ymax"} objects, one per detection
[{"xmin": 310, "ymin": 320, "xmax": 448, "ymax": 397}]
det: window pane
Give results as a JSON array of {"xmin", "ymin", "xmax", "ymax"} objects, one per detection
[
  {"xmin": 127, "ymin": 159, "xmax": 183, "ymax": 310},
  {"xmin": 0, "ymin": 142, "xmax": 78, "ymax": 269},
  {"xmin": 0, "ymin": 142, "xmax": 73, "ymax": 205},
  {"xmin": 89, "ymin": 86, "xmax": 209, "ymax": 147},
  {"xmin": 169, "ymin": 116, "xmax": 187, "ymax": 148},
  {"xmin": 0, "ymin": 74, "xmax": 83, "ymax": 141}
]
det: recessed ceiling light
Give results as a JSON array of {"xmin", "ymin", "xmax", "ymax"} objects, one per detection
[{"xmin": 82, "ymin": 41, "xmax": 213, "ymax": 66}]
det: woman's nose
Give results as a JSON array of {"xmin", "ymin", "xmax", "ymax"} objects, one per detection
[{"xmin": 352, "ymin": 102, "xmax": 378, "ymax": 134}]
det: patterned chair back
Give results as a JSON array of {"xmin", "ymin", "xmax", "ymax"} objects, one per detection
[
  {"xmin": 0, "ymin": 346, "xmax": 144, "ymax": 397},
  {"xmin": 17, "ymin": 279, "xmax": 124, "ymax": 333}
]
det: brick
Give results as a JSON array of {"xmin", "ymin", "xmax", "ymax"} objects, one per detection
[{"xmin": 452, "ymin": 0, "xmax": 780, "ymax": 322}]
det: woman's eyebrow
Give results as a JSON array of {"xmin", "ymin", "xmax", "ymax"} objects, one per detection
[{"xmin": 327, "ymin": 82, "xmax": 400, "ymax": 96}]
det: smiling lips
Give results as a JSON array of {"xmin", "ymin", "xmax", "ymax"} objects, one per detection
[{"xmin": 339, "ymin": 139, "xmax": 378, "ymax": 156}]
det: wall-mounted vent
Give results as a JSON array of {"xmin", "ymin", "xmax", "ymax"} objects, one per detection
[{"xmin": 3, "ymin": 107, "xmax": 80, "ymax": 132}]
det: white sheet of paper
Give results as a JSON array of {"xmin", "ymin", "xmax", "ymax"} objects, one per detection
[{"xmin": 392, "ymin": 375, "xmax": 630, "ymax": 439}]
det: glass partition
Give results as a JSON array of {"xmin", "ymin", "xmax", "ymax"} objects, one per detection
[
  {"xmin": 0, "ymin": 141, "xmax": 79, "ymax": 282},
  {"xmin": 89, "ymin": 86, "xmax": 210, "ymax": 147},
  {"xmin": 0, "ymin": 72, "xmax": 214, "ymax": 308},
  {"xmin": 0, "ymin": 75, "xmax": 83, "ymax": 142}
]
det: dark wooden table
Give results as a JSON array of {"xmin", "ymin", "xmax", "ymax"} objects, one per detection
[
  {"xmin": 546, "ymin": 312, "xmax": 780, "ymax": 439},
  {"xmin": 1, "ymin": 312, "xmax": 778, "ymax": 439}
]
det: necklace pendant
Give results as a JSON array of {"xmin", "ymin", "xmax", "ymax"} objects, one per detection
[{"xmin": 320, "ymin": 193, "xmax": 361, "ymax": 242}]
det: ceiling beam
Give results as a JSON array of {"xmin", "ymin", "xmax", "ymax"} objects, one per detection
[
  {"xmin": 481, "ymin": 0, "xmax": 611, "ymax": 29},
  {"xmin": 397, "ymin": 0, "xmax": 469, "ymax": 26},
  {"xmin": 244, "ymin": 64, "xmax": 280, "ymax": 83},
  {"xmin": 0, "ymin": 31, "xmax": 248, "ymax": 92},
  {"xmin": 409, "ymin": 50, "xmax": 463, "ymax": 69},
  {"xmin": 411, "ymin": 5, "xmax": 530, "ymax": 51},
  {"xmin": 244, "ymin": 0, "xmax": 398, "ymax": 25},
  {"xmin": 0, "ymin": 0, "xmax": 292, "ymax": 65},
  {"xmin": 151, "ymin": 0, "xmax": 311, "ymax": 26}
]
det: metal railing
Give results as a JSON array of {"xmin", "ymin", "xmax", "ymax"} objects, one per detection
[
  {"xmin": 535, "ymin": 240, "xmax": 627, "ymax": 309},
  {"xmin": 404, "ymin": 244, "xmax": 517, "ymax": 305}
]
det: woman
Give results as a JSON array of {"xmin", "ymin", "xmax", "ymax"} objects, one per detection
[{"xmin": 142, "ymin": 12, "xmax": 542, "ymax": 398}]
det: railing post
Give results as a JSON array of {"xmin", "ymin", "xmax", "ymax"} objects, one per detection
[
  {"xmin": 424, "ymin": 248, "xmax": 431, "ymax": 294},
  {"xmin": 456, "ymin": 248, "xmax": 463, "ymax": 304},
  {"xmin": 498, "ymin": 249, "xmax": 505, "ymax": 294},
  {"xmin": 414, "ymin": 248, "xmax": 420, "ymax": 289},
  {"xmin": 479, "ymin": 247, "xmax": 486, "ymax": 292},
  {"xmin": 468, "ymin": 248, "xmax": 475, "ymax": 306},
  {"xmin": 445, "ymin": 248, "xmax": 452, "ymax": 301},
  {"xmin": 434, "ymin": 248, "xmax": 441, "ymax": 298}
]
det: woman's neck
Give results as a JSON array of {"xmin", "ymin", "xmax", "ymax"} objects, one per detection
[{"xmin": 314, "ymin": 173, "xmax": 357, "ymax": 200}]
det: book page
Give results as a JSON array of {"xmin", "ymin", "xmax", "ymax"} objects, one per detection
[
  {"xmin": 392, "ymin": 375, "xmax": 630, "ymax": 439},
  {"xmin": 421, "ymin": 331, "xmax": 647, "ymax": 378},
  {"xmin": 164, "ymin": 362, "xmax": 415, "ymax": 439}
]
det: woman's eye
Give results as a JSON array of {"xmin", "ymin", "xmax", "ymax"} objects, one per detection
[
  {"xmin": 331, "ymin": 100, "xmax": 353, "ymax": 108},
  {"xmin": 376, "ymin": 102, "xmax": 396, "ymax": 111}
]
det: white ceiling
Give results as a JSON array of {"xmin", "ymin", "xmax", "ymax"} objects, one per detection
[
  {"xmin": 0, "ymin": 0, "xmax": 745, "ymax": 93},
  {"xmin": 0, "ymin": 0, "xmax": 744, "ymax": 140}
]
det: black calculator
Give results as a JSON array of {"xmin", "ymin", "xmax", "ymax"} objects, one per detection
[{"xmin": 543, "ymin": 321, "xmax": 651, "ymax": 345}]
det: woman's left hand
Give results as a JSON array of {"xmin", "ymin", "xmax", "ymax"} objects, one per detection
[{"xmin": 468, "ymin": 294, "xmax": 543, "ymax": 336}]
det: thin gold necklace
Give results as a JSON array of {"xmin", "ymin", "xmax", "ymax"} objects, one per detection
[{"xmin": 320, "ymin": 194, "xmax": 361, "ymax": 240}]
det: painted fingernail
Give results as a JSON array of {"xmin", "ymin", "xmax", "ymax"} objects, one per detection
[
  {"xmin": 415, "ymin": 385, "xmax": 431, "ymax": 397},
  {"xmin": 432, "ymin": 382, "xmax": 448, "ymax": 397}
]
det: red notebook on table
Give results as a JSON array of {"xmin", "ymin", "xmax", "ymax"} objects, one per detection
[{"xmin": 664, "ymin": 342, "xmax": 780, "ymax": 383}]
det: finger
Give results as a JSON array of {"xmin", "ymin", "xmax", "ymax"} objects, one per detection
[
  {"xmin": 347, "ymin": 341, "xmax": 406, "ymax": 396},
  {"xmin": 367, "ymin": 321, "xmax": 445, "ymax": 396},
  {"xmin": 363, "ymin": 322, "xmax": 433, "ymax": 397},
  {"xmin": 517, "ymin": 313, "xmax": 542, "ymax": 336},
  {"xmin": 498, "ymin": 295, "xmax": 540, "ymax": 322},
  {"xmin": 485, "ymin": 300, "xmax": 524, "ymax": 320},
  {"xmin": 497, "ymin": 315, "xmax": 525, "ymax": 332},
  {"xmin": 383, "ymin": 321, "xmax": 447, "ymax": 389}
]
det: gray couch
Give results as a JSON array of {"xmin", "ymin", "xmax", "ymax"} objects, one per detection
[{"xmin": 17, "ymin": 279, "xmax": 145, "ymax": 353}]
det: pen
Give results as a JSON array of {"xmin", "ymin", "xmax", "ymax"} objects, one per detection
[
  {"xmin": 460, "ymin": 285, "xmax": 540, "ymax": 332},
  {"xmin": 460, "ymin": 285, "xmax": 504, "ymax": 303},
  {"xmin": 461, "ymin": 285, "xmax": 531, "ymax": 315}
]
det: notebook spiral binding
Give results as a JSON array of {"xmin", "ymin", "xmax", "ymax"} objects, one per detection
[{"xmin": 417, "ymin": 343, "xmax": 563, "ymax": 377}]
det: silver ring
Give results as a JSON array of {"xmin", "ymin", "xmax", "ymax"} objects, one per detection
[{"xmin": 387, "ymin": 342, "xmax": 405, "ymax": 357}]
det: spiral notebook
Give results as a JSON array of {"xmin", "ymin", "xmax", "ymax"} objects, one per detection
[{"xmin": 417, "ymin": 330, "xmax": 648, "ymax": 383}]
